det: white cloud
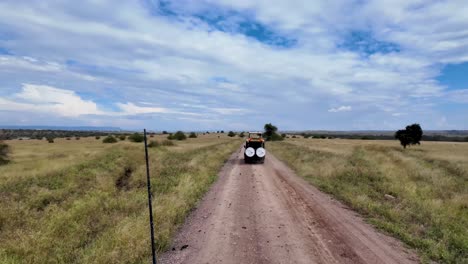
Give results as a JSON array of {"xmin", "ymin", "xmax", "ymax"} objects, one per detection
[
  {"xmin": 0, "ymin": 1, "xmax": 467, "ymax": 129},
  {"xmin": 1, "ymin": 84, "xmax": 102, "ymax": 117},
  {"xmin": 115, "ymin": 102, "xmax": 169, "ymax": 115},
  {"xmin": 0, "ymin": 84, "xmax": 175, "ymax": 117},
  {"xmin": 328, "ymin": 106, "xmax": 352, "ymax": 113}
]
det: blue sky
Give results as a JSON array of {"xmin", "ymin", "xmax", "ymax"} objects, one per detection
[{"xmin": 0, "ymin": 0, "xmax": 467, "ymax": 131}]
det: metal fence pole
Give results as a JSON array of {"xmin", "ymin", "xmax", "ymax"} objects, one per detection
[{"xmin": 144, "ymin": 129, "xmax": 157, "ymax": 264}]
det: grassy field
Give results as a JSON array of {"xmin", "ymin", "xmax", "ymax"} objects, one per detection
[
  {"xmin": 0, "ymin": 134, "xmax": 241, "ymax": 264},
  {"xmin": 269, "ymin": 138, "xmax": 468, "ymax": 263}
]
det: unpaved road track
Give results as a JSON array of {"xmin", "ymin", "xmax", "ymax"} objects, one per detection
[{"xmin": 160, "ymin": 148, "xmax": 419, "ymax": 264}]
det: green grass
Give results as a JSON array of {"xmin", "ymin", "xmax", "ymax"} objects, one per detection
[
  {"xmin": 0, "ymin": 135, "xmax": 241, "ymax": 263},
  {"xmin": 269, "ymin": 139, "xmax": 468, "ymax": 264}
]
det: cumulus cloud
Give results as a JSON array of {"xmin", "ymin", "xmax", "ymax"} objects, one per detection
[
  {"xmin": 0, "ymin": 84, "xmax": 175, "ymax": 117},
  {"xmin": 0, "ymin": 84, "xmax": 102, "ymax": 117}
]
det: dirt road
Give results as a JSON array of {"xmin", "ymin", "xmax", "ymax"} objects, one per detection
[{"xmin": 160, "ymin": 148, "xmax": 419, "ymax": 264}]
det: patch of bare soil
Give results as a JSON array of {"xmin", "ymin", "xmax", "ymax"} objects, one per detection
[{"xmin": 160, "ymin": 148, "xmax": 419, "ymax": 264}]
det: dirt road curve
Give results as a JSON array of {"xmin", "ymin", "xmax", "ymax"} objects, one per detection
[{"xmin": 160, "ymin": 148, "xmax": 419, "ymax": 264}]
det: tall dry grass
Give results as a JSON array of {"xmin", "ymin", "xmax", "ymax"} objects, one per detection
[
  {"xmin": 0, "ymin": 135, "xmax": 241, "ymax": 263},
  {"xmin": 269, "ymin": 139, "xmax": 468, "ymax": 263}
]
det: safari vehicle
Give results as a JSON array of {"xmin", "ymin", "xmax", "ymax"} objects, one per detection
[{"xmin": 244, "ymin": 132, "xmax": 266, "ymax": 164}]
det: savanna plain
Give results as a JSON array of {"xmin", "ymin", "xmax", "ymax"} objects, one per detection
[{"xmin": 0, "ymin": 135, "xmax": 467, "ymax": 263}]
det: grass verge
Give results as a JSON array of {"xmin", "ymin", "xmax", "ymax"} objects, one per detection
[{"xmin": 0, "ymin": 137, "xmax": 241, "ymax": 263}]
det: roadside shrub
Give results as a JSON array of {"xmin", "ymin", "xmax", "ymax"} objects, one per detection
[
  {"xmin": 168, "ymin": 131, "xmax": 186, "ymax": 140},
  {"xmin": 148, "ymin": 140, "xmax": 160, "ymax": 148},
  {"xmin": 95, "ymin": 136, "xmax": 101, "ymax": 140},
  {"xmin": 189, "ymin": 132, "xmax": 197, "ymax": 138},
  {"xmin": 0, "ymin": 141, "xmax": 9, "ymax": 165},
  {"xmin": 103, "ymin": 135, "xmax": 118, "ymax": 143},
  {"xmin": 228, "ymin": 131, "xmax": 236, "ymax": 137},
  {"xmin": 263, "ymin": 123, "xmax": 283, "ymax": 141},
  {"xmin": 119, "ymin": 135, "xmax": 127, "ymax": 141},
  {"xmin": 161, "ymin": 140, "xmax": 175, "ymax": 146},
  {"xmin": 128, "ymin": 133, "xmax": 144, "ymax": 143}
]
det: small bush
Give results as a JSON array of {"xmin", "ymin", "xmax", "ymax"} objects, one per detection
[
  {"xmin": 47, "ymin": 138, "xmax": 54, "ymax": 143},
  {"xmin": 66, "ymin": 137, "xmax": 71, "ymax": 140},
  {"xmin": 263, "ymin": 123, "xmax": 283, "ymax": 141},
  {"xmin": 128, "ymin": 133, "xmax": 144, "ymax": 143},
  {"xmin": 281, "ymin": 133, "xmax": 286, "ymax": 138},
  {"xmin": 119, "ymin": 135, "xmax": 127, "ymax": 141},
  {"xmin": 188, "ymin": 132, "xmax": 197, "ymax": 138},
  {"xmin": 95, "ymin": 136, "xmax": 101, "ymax": 140},
  {"xmin": 239, "ymin": 132, "xmax": 245, "ymax": 138},
  {"xmin": 148, "ymin": 140, "xmax": 160, "ymax": 148},
  {"xmin": 75, "ymin": 137, "xmax": 80, "ymax": 140},
  {"xmin": 228, "ymin": 131, "xmax": 236, "ymax": 137},
  {"xmin": 292, "ymin": 135, "xmax": 297, "ymax": 138},
  {"xmin": 161, "ymin": 140, "xmax": 175, "ymax": 146},
  {"xmin": 103, "ymin": 135, "xmax": 118, "ymax": 143},
  {"xmin": 162, "ymin": 131, "xmax": 168, "ymax": 134},
  {"xmin": 168, "ymin": 131, "xmax": 186, "ymax": 140},
  {"xmin": 149, "ymin": 134, "xmax": 154, "ymax": 138},
  {"xmin": 0, "ymin": 141, "xmax": 9, "ymax": 165}
]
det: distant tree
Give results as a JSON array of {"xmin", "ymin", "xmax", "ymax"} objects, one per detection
[
  {"xmin": 95, "ymin": 136, "xmax": 101, "ymax": 140},
  {"xmin": 47, "ymin": 137, "xmax": 55, "ymax": 143},
  {"xmin": 103, "ymin": 135, "xmax": 118, "ymax": 143},
  {"xmin": 0, "ymin": 141, "xmax": 9, "ymax": 165},
  {"xmin": 239, "ymin": 132, "xmax": 245, "ymax": 138},
  {"xmin": 227, "ymin": 131, "xmax": 236, "ymax": 137},
  {"xmin": 128, "ymin": 133, "xmax": 144, "ymax": 143},
  {"xmin": 189, "ymin": 132, "xmax": 197, "ymax": 138},
  {"xmin": 66, "ymin": 137, "xmax": 71, "ymax": 140},
  {"xmin": 220, "ymin": 130, "xmax": 224, "ymax": 134},
  {"xmin": 168, "ymin": 131, "xmax": 186, "ymax": 140},
  {"xmin": 263, "ymin": 123, "xmax": 283, "ymax": 141},
  {"xmin": 281, "ymin": 133, "xmax": 286, "ymax": 138},
  {"xmin": 119, "ymin": 135, "xmax": 127, "ymax": 141},
  {"xmin": 75, "ymin": 137, "xmax": 80, "ymax": 140},
  {"xmin": 162, "ymin": 131, "xmax": 169, "ymax": 135},
  {"xmin": 395, "ymin": 124, "xmax": 423, "ymax": 148},
  {"xmin": 206, "ymin": 131, "xmax": 210, "ymax": 134}
]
